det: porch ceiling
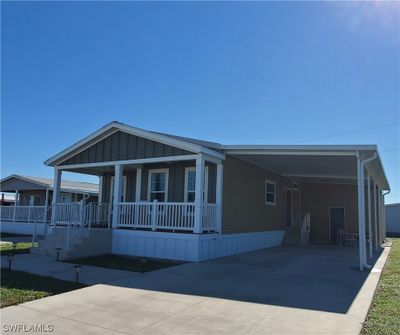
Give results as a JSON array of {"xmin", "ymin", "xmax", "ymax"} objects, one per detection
[{"xmin": 227, "ymin": 147, "xmax": 389, "ymax": 190}]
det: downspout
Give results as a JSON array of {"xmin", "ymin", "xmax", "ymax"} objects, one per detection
[{"xmin": 360, "ymin": 153, "xmax": 377, "ymax": 269}]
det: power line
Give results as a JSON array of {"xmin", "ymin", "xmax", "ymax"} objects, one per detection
[{"xmin": 294, "ymin": 121, "xmax": 399, "ymax": 144}]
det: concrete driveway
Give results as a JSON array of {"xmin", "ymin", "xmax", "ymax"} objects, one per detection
[{"xmin": 2, "ymin": 245, "xmax": 389, "ymax": 335}]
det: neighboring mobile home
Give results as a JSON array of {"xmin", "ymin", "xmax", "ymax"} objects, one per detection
[
  {"xmin": 0, "ymin": 174, "xmax": 98, "ymax": 206},
  {"xmin": 28, "ymin": 122, "xmax": 389, "ymax": 271},
  {"xmin": 0, "ymin": 175, "xmax": 98, "ymax": 234}
]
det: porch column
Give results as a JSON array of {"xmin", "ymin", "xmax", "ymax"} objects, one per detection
[
  {"xmin": 194, "ymin": 154, "xmax": 205, "ymax": 234},
  {"xmin": 112, "ymin": 164, "xmax": 123, "ymax": 229},
  {"xmin": 216, "ymin": 163, "xmax": 224, "ymax": 233},
  {"xmin": 357, "ymin": 156, "xmax": 366, "ymax": 271},
  {"xmin": 98, "ymin": 176, "xmax": 103, "ymax": 203},
  {"xmin": 13, "ymin": 190, "xmax": 18, "ymax": 222},
  {"xmin": 373, "ymin": 182, "xmax": 378, "ymax": 251},
  {"xmin": 367, "ymin": 172, "xmax": 372, "ymax": 259},
  {"xmin": 44, "ymin": 188, "xmax": 49, "ymax": 223},
  {"xmin": 51, "ymin": 168, "xmax": 62, "ymax": 224},
  {"xmin": 135, "ymin": 167, "xmax": 142, "ymax": 201}
]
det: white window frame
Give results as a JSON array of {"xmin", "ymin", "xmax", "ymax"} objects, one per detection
[
  {"xmin": 265, "ymin": 180, "xmax": 276, "ymax": 206},
  {"xmin": 147, "ymin": 168, "xmax": 169, "ymax": 202},
  {"xmin": 110, "ymin": 176, "xmax": 127, "ymax": 203},
  {"xmin": 184, "ymin": 166, "xmax": 209, "ymax": 203}
]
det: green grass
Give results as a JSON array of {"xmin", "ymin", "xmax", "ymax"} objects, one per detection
[
  {"xmin": 362, "ymin": 238, "xmax": 400, "ymax": 335},
  {"xmin": 0, "ymin": 269, "xmax": 85, "ymax": 308},
  {"xmin": 65, "ymin": 254, "xmax": 182, "ymax": 273},
  {"xmin": 0, "ymin": 242, "xmax": 34, "ymax": 256}
]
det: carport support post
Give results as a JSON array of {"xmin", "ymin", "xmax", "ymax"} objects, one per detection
[
  {"xmin": 112, "ymin": 164, "xmax": 123, "ymax": 229},
  {"xmin": 373, "ymin": 182, "xmax": 378, "ymax": 251},
  {"xmin": 367, "ymin": 173, "xmax": 372, "ymax": 260},
  {"xmin": 356, "ymin": 156, "xmax": 366, "ymax": 271},
  {"xmin": 51, "ymin": 168, "xmax": 62, "ymax": 224},
  {"xmin": 378, "ymin": 190, "xmax": 383, "ymax": 244},
  {"xmin": 194, "ymin": 154, "xmax": 205, "ymax": 234}
]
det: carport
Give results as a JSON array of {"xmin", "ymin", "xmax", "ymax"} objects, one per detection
[{"xmin": 223, "ymin": 145, "xmax": 390, "ymax": 271}]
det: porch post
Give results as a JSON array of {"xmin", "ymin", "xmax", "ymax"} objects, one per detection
[
  {"xmin": 367, "ymin": 172, "xmax": 372, "ymax": 259},
  {"xmin": 13, "ymin": 190, "xmax": 18, "ymax": 222},
  {"xmin": 51, "ymin": 168, "xmax": 62, "ymax": 224},
  {"xmin": 112, "ymin": 164, "xmax": 123, "ymax": 229},
  {"xmin": 98, "ymin": 176, "xmax": 103, "ymax": 203},
  {"xmin": 44, "ymin": 188, "xmax": 49, "ymax": 223},
  {"xmin": 357, "ymin": 156, "xmax": 366, "ymax": 271},
  {"xmin": 135, "ymin": 167, "xmax": 142, "ymax": 201},
  {"xmin": 216, "ymin": 163, "xmax": 224, "ymax": 233},
  {"xmin": 373, "ymin": 182, "xmax": 378, "ymax": 251},
  {"xmin": 194, "ymin": 154, "xmax": 205, "ymax": 234}
]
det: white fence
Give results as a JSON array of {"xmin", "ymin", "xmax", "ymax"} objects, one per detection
[
  {"xmin": 0, "ymin": 206, "xmax": 47, "ymax": 223},
  {"xmin": 117, "ymin": 202, "xmax": 217, "ymax": 233},
  {"xmin": 83, "ymin": 202, "xmax": 110, "ymax": 228},
  {"xmin": 1, "ymin": 201, "xmax": 217, "ymax": 233}
]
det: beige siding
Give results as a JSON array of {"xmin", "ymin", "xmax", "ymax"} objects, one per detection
[
  {"xmin": 301, "ymin": 183, "xmax": 359, "ymax": 243},
  {"xmin": 221, "ymin": 156, "xmax": 292, "ymax": 234},
  {"xmin": 60, "ymin": 131, "xmax": 193, "ymax": 166}
]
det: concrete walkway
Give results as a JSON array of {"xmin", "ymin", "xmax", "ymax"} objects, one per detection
[
  {"xmin": 1, "ymin": 253, "xmax": 142, "ymax": 285},
  {"xmin": 1, "ymin": 244, "xmax": 391, "ymax": 335}
]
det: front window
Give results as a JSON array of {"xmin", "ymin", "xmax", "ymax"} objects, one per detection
[
  {"xmin": 148, "ymin": 169, "xmax": 168, "ymax": 202},
  {"xmin": 265, "ymin": 180, "xmax": 276, "ymax": 205},
  {"xmin": 184, "ymin": 167, "xmax": 208, "ymax": 203}
]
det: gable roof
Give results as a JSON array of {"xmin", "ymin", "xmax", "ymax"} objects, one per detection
[
  {"xmin": 43, "ymin": 121, "xmax": 389, "ymax": 191},
  {"xmin": 45, "ymin": 121, "xmax": 225, "ymax": 166},
  {"xmin": 0, "ymin": 175, "xmax": 98, "ymax": 194}
]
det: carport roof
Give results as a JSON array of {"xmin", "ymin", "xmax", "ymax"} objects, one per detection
[{"xmin": 223, "ymin": 145, "xmax": 389, "ymax": 190}]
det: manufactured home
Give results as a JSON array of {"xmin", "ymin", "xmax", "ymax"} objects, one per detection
[
  {"xmin": 27, "ymin": 122, "xmax": 389, "ymax": 271},
  {"xmin": 0, "ymin": 175, "xmax": 98, "ymax": 234}
]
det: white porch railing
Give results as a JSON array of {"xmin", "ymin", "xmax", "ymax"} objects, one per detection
[
  {"xmin": 83, "ymin": 202, "xmax": 111, "ymax": 228},
  {"xmin": 55, "ymin": 203, "xmax": 80, "ymax": 225},
  {"xmin": 1, "ymin": 201, "xmax": 217, "ymax": 233},
  {"xmin": 117, "ymin": 202, "xmax": 217, "ymax": 233},
  {"xmin": 202, "ymin": 204, "xmax": 217, "ymax": 232},
  {"xmin": 0, "ymin": 206, "xmax": 47, "ymax": 223}
]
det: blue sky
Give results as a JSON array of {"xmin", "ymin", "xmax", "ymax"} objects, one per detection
[{"xmin": 1, "ymin": 1, "xmax": 399, "ymax": 203}]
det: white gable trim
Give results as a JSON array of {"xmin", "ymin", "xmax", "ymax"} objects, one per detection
[{"xmin": 45, "ymin": 122, "xmax": 224, "ymax": 166}]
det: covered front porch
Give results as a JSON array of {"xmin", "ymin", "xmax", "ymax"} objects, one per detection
[{"xmin": 51, "ymin": 152, "xmax": 224, "ymax": 234}]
